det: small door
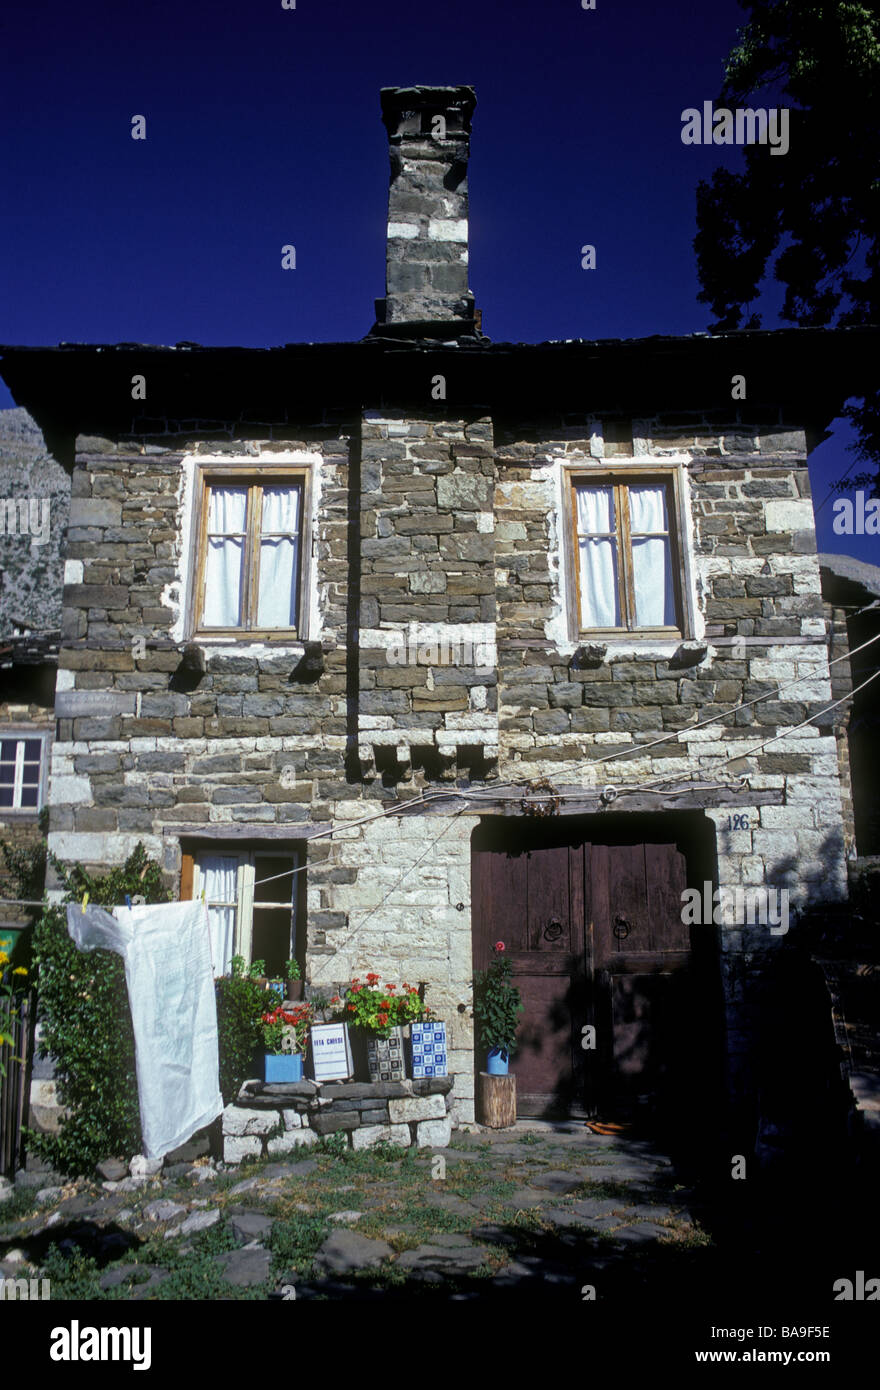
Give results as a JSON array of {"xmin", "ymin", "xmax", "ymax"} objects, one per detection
[
  {"xmin": 472, "ymin": 840, "xmax": 589, "ymax": 1117},
  {"xmin": 591, "ymin": 842, "xmax": 690, "ymax": 1119}
]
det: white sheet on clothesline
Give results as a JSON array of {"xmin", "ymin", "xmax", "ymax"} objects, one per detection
[{"xmin": 66, "ymin": 898, "xmax": 223, "ymax": 1159}]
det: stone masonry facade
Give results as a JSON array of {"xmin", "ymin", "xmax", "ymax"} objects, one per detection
[{"xmin": 43, "ymin": 405, "xmax": 851, "ymax": 1124}]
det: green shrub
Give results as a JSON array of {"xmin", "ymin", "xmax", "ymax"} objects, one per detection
[
  {"xmin": 41, "ymin": 1244, "xmax": 104, "ymax": 1301},
  {"xmin": 215, "ymin": 963, "xmax": 267, "ymax": 1103},
  {"xmin": 30, "ymin": 843, "xmax": 169, "ymax": 1175}
]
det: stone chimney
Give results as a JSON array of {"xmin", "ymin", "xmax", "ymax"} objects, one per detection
[{"xmin": 372, "ymin": 85, "xmax": 478, "ymax": 337}]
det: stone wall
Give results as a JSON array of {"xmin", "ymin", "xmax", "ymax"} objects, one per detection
[
  {"xmin": 358, "ymin": 412, "xmax": 497, "ymax": 778},
  {"xmin": 222, "ymin": 1076, "xmax": 455, "ymax": 1163},
  {"xmin": 41, "ymin": 405, "xmax": 853, "ymax": 1128}
]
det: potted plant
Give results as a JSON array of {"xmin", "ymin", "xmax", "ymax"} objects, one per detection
[
  {"xmin": 473, "ymin": 943, "xmax": 523, "ymax": 1075},
  {"xmin": 283, "ymin": 957, "xmax": 303, "ymax": 1002},
  {"xmin": 232, "ymin": 954, "xmax": 285, "ymax": 1003},
  {"xmin": 260, "ymin": 1001, "xmax": 314, "ymax": 1083},
  {"xmin": 330, "ymin": 975, "xmax": 432, "ymax": 1081}
]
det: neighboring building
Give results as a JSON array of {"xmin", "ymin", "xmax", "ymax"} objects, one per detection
[
  {"xmin": 0, "ymin": 408, "xmax": 67, "ymax": 948},
  {"xmin": 1, "ymin": 86, "xmax": 878, "ymax": 1139},
  {"xmin": 820, "ymin": 553, "xmax": 880, "ymax": 858}
]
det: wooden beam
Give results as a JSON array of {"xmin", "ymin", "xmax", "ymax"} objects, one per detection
[
  {"xmin": 162, "ymin": 824, "xmax": 325, "ymax": 841},
  {"xmin": 384, "ymin": 786, "xmax": 785, "ymax": 816}
]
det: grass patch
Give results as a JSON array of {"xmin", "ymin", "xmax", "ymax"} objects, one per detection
[
  {"xmin": 367, "ymin": 1197, "xmax": 477, "ymax": 1250},
  {"xmin": 41, "ymin": 1244, "xmax": 105, "ymax": 1300},
  {"xmin": 0, "ymin": 1186, "xmax": 39, "ymax": 1227},
  {"xmin": 121, "ymin": 1220, "xmax": 263, "ymax": 1300},
  {"xmin": 571, "ymin": 1179, "xmax": 650, "ymax": 1202},
  {"xmin": 656, "ymin": 1218, "xmax": 713, "ymax": 1249},
  {"xmin": 267, "ymin": 1211, "xmax": 330, "ymax": 1278}
]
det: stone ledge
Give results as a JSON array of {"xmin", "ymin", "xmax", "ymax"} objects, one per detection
[
  {"xmin": 221, "ymin": 1074, "xmax": 457, "ymax": 1163},
  {"xmin": 238, "ymin": 1076, "xmax": 453, "ymax": 1106}
]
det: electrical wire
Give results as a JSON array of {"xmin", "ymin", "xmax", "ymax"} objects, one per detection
[{"xmin": 623, "ymin": 665, "xmax": 880, "ymax": 797}]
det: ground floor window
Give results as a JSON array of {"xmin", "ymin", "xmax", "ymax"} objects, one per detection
[
  {"xmin": 180, "ymin": 846, "xmax": 301, "ymax": 977},
  {"xmin": 0, "ymin": 731, "xmax": 49, "ymax": 812}
]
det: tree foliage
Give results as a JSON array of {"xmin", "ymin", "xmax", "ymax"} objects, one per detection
[{"xmin": 695, "ymin": 1, "xmax": 880, "ymax": 468}]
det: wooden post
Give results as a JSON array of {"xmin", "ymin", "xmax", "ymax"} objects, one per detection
[{"xmin": 478, "ymin": 1071, "xmax": 516, "ymax": 1128}]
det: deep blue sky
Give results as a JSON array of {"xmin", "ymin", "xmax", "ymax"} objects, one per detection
[{"xmin": 0, "ymin": 0, "xmax": 869, "ymax": 559}]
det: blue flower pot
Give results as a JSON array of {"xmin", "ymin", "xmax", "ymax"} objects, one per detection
[
  {"xmin": 264, "ymin": 1052, "xmax": 304, "ymax": 1083},
  {"xmin": 487, "ymin": 1047, "xmax": 509, "ymax": 1075}
]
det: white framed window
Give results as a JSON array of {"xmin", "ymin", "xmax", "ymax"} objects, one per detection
[
  {"xmin": 563, "ymin": 467, "xmax": 691, "ymax": 638},
  {"xmin": 187, "ymin": 464, "xmax": 313, "ymax": 639},
  {"xmin": 0, "ymin": 731, "xmax": 49, "ymax": 814},
  {"xmin": 184, "ymin": 847, "xmax": 301, "ymax": 978}
]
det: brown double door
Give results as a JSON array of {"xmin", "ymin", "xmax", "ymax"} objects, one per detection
[{"xmin": 471, "ymin": 831, "xmax": 693, "ymax": 1119}]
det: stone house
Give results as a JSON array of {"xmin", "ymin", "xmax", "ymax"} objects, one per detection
[{"xmin": 1, "ymin": 85, "xmax": 878, "ymax": 1142}]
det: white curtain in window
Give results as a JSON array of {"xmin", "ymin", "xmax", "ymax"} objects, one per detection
[
  {"xmin": 257, "ymin": 486, "xmax": 300, "ymax": 628},
  {"xmin": 198, "ymin": 854, "xmax": 239, "ymax": 976},
  {"xmin": 203, "ymin": 488, "xmax": 247, "ymax": 627},
  {"xmin": 629, "ymin": 485, "xmax": 675, "ymax": 626},
  {"xmin": 576, "ymin": 486, "xmax": 619, "ymax": 627}
]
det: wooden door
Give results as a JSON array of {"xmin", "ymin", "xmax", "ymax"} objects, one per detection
[
  {"xmin": 472, "ymin": 831, "xmax": 693, "ymax": 1121},
  {"xmin": 472, "ymin": 841, "xmax": 591, "ymax": 1117},
  {"xmin": 591, "ymin": 842, "xmax": 690, "ymax": 1119}
]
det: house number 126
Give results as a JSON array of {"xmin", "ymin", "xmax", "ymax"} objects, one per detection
[{"xmin": 726, "ymin": 814, "xmax": 750, "ymax": 830}]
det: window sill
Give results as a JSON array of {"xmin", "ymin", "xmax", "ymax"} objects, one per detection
[{"xmin": 189, "ymin": 635, "xmax": 308, "ymax": 656}]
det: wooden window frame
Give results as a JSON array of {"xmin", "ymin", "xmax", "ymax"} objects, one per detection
[
  {"xmin": 563, "ymin": 466, "xmax": 691, "ymax": 639},
  {"xmin": 0, "ymin": 729, "xmax": 50, "ymax": 816},
  {"xmin": 188, "ymin": 463, "xmax": 313, "ymax": 641},
  {"xmin": 180, "ymin": 846, "xmax": 301, "ymax": 974}
]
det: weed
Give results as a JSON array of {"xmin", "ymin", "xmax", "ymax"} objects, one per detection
[
  {"xmin": 267, "ymin": 1212, "xmax": 329, "ymax": 1276},
  {"xmin": 317, "ymin": 1132, "xmax": 348, "ymax": 1159},
  {"xmin": 0, "ymin": 1185, "xmax": 39, "ymax": 1227},
  {"xmin": 40, "ymin": 1244, "xmax": 104, "ymax": 1300}
]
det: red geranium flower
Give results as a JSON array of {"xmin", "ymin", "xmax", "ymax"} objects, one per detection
[
  {"xmin": 377, "ymin": 1012, "xmax": 389, "ymax": 1026},
  {"xmin": 386, "ymin": 983, "xmax": 396, "ymax": 992},
  {"xmin": 366, "ymin": 972, "xmax": 380, "ymax": 985},
  {"xmin": 347, "ymin": 1003, "xmax": 356, "ymax": 1013},
  {"xmin": 494, "ymin": 941, "xmax": 505, "ymax": 952}
]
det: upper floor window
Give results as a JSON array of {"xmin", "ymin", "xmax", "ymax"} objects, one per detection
[
  {"xmin": 567, "ymin": 471, "xmax": 686, "ymax": 635},
  {"xmin": 192, "ymin": 469, "xmax": 310, "ymax": 637},
  {"xmin": 0, "ymin": 733, "xmax": 48, "ymax": 813}
]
